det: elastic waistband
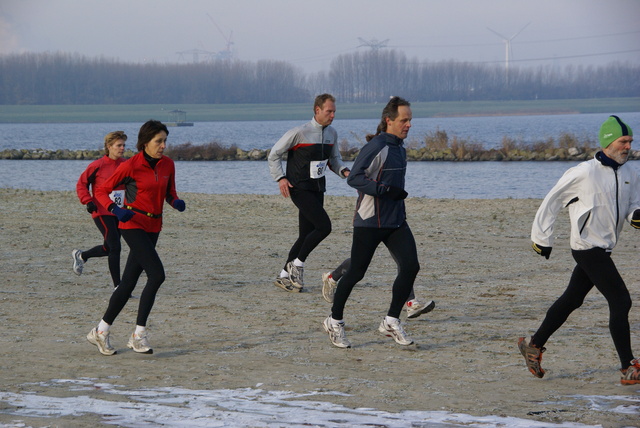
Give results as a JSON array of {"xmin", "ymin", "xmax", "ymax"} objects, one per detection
[{"xmin": 125, "ymin": 205, "xmax": 162, "ymax": 218}]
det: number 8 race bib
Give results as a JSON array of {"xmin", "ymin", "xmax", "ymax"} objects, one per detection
[
  {"xmin": 310, "ymin": 159, "xmax": 328, "ymax": 179},
  {"xmin": 109, "ymin": 190, "xmax": 125, "ymax": 208}
]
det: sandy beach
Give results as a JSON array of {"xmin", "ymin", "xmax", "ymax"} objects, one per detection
[{"xmin": 0, "ymin": 188, "xmax": 639, "ymax": 427}]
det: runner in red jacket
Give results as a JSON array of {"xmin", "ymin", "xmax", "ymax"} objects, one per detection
[
  {"xmin": 72, "ymin": 131, "xmax": 127, "ymax": 288},
  {"xmin": 87, "ymin": 120, "xmax": 185, "ymax": 356}
]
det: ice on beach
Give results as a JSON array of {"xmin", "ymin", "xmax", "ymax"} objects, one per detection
[{"xmin": 1, "ymin": 379, "xmax": 636, "ymax": 427}]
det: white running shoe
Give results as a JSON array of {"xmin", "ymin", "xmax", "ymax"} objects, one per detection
[
  {"xmin": 405, "ymin": 299, "xmax": 436, "ymax": 319},
  {"xmin": 127, "ymin": 332, "xmax": 153, "ymax": 354},
  {"xmin": 274, "ymin": 276, "xmax": 301, "ymax": 293},
  {"xmin": 378, "ymin": 318, "xmax": 414, "ymax": 345},
  {"xmin": 87, "ymin": 327, "xmax": 116, "ymax": 355},
  {"xmin": 322, "ymin": 316, "xmax": 351, "ymax": 348},
  {"xmin": 286, "ymin": 262, "xmax": 304, "ymax": 289},
  {"xmin": 72, "ymin": 249, "xmax": 84, "ymax": 275},
  {"xmin": 321, "ymin": 272, "xmax": 337, "ymax": 303}
]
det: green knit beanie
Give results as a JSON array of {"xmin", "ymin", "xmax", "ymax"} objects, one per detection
[{"xmin": 599, "ymin": 115, "xmax": 633, "ymax": 148}]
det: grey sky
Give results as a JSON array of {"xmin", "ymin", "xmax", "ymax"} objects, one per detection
[{"xmin": 1, "ymin": 0, "xmax": 639, "ymax": 74}]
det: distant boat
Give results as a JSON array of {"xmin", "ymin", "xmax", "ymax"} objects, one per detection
[{"xmin": 166, "ymin": 109, "xmax": 194, "ymax": 127}]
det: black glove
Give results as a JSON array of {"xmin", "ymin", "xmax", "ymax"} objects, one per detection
[
  {"xmin": 111, "ymin": 206, "xmax": 134, "ymax": 223},
  {"xmin": 631, "ymin": 210, "xmax": 640, "ymax": 229},
  {"xmin": 86, "ymin": 201, "xmax": 98, "ymax": 213},
  {"xmin": 172, "ymin": 199, "xmax": 186, "ymax": 212},
  {"xmin": 532, "ymin": 242, "xmax": 552, "ymax": 259},
  {"xmin": 385, "ymin": 186, "xmax": 408, "ymax": 201}
]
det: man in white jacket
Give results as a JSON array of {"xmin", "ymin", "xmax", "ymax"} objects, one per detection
[{"xmin": 518, "ymin": 115, "xmax": 640, "ymax": 385}]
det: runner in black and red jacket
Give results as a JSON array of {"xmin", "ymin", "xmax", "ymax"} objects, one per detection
[
  {"xmin": 72, "ymin": 131, "xmax": 128, "ymax": 288},
  {"xmin": 267, "ymin": 94, "xmax": 350, "ymax": 293},
  {"xmin": 86, "ymin": 120, "xmax": 185, "ymax": 356}
]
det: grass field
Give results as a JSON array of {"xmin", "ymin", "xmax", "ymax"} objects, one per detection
[{"xmin": 0, "ymin": 98, "xmax": 638, "ymax": 123}]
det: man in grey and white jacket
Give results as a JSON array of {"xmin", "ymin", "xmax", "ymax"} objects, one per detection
[
  {"xmin": 518, "ymin": 115, "xmax": 640, "ymax": 385},
  {"xmin": 267, "ymin": 94, "xmax": 350, "ymax": 292}
]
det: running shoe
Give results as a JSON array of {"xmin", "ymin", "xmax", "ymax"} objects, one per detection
[
  {"xmin": 517, "ymin": 336, "xmax": 546, "ymax": 378},
  {"xmin": 322, "ymin": 316, "xmax": 351, "ymax": 348},
  {"xmin": 274, "ymin": 276, "xmax": 300, "ymax": 293},
  {"xmin": 621, "ymin": 359, "xmax": 640, "ymax": 385},
  {"xmin": 405, "ymin": 299, "xmax": 436, "ymax": 319},
  {"xmin": 72, "ymin": 249, "xmax": 84, "ymax": 275},
  {"xmin": 127, "ymin": 332, "xmax": 153, "ymax": 354},
  {"xmin": 321, "ymin": 272, "xmax": 337, "ymax": 303},
  {"xmin": 87, "ymin": 327, "xmax": 116, "ymax": 355},
  {"xmin": 286, "ymin": 262, "xmax": 304, "ymax": 289},
  {"xmin": 378, "ymin": 318, "xmax": 414, "ymax": 345}
]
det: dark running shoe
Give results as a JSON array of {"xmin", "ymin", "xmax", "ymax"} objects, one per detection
[
  {"xmin": 518, "ymin": 336, "xmax": 546, "ymax": 378},
  {"xmin": 621, "ymin": 359, "xmax": 640, "ymax": 385}
]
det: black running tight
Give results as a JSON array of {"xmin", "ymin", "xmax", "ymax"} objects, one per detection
[
  {"xmin": 532, "ymin": 248, "xmax": 634, "ymax": 369},
  {"xmin": 285, "ymin": 188, "xmax": 331, "ymax": 267},
  {"xmin": 82, "ymin": 215, "xmax": 121, "ymax": 287},
  {"xmin": 102, "ymin": 229, "xmax": 165, "ymax": 327},
  {"xmin": 331, "ymin": 222, "xmax": 420, "ymax": 320},
  {"xmin": 331, "ymin": 257, "xmax": 417, "ymax": 302}
]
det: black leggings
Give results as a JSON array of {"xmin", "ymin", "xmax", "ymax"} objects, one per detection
[
  {"xmin": 331, "ymin": 222, "xmax": 420, "ymax": 320},
  {"xmin": 532, "ymin": 248, "xmax": 634, "ymax": 369},
  {"xmin": 285, "ymin": 188, "xmax": 331, "ymax": 268},
  {"xmin": 331, "ymin": 257, "xmax": 417, "ymax": 302},
  {"xmin": 82, "ymin": 215, "xmax": 121, "ymax": 287},
  {"xmin": 102, "ymin": 229, "xmax": 165, "ymax": 327}
]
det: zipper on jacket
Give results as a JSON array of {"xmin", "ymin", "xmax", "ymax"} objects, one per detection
[{"xmin": 614, "ymin": 168, "xmax": 620, "ymax": 229}]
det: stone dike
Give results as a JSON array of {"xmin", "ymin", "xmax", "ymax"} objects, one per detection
[{"xmin": 3, "ymin": 146, "xmax": 639, "ymax": 162}]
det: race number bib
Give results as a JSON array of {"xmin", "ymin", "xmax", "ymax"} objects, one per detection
[
  {"xmin": 310, "ymin": 159, "xmax": 328, "ymax": 179},
  {"xmin": 109, "ymin": 190, "xmax": 125, "ymax": 208}
]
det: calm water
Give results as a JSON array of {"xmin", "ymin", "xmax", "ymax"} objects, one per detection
[
  {"xmin": 2, "ymin": 112, "xmax": 639, "ymax": 152},
  {"xmin": 3, "ymin": 159, "xmax": 640, "ymax": 199},
  {"xmin": 1, "ymin": 112, "xmax": 639, "ymax": 199}
]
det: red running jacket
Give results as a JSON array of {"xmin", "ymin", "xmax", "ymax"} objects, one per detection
[
  {"xmin": 76, "ymin": 155, "xmax": 126, "ymax": 219},
  {"xmin": 95, "ymin": 152, "xmax": 179, "ymax": 233}
]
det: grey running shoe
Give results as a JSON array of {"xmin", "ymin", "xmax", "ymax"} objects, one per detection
[
  {"xmin": 286, "ymin": 262, "xmax": 304, "ymax": 289},
  {"xmin": 322, "ymin": 316, "xmax": 351, "ymax": 348},
  {"xmin": 321, "ymin": 272, "xmax": 337, "ymax": 303},
  {"xmin": 274, "ymin": 276, "xmax": 300, "ymax": 293},
  {"xmin": 405, "ymin": 299, "xmax": 436, "ymax": 319},
  {"xmin": 378, "ymin": 318, "xmax": 414, "ymax": 345},
  {"xmin": 87, "ymin": 327, "xmax": 116, "ymax": 355},
  {"xmin": 72, "ymin": 249, "xmax": 84, "ymax": 275},
  {"xmin": 127, "ymin": 332, "xmax": 153, "ymax": 354},
  {"xmin": 518, "ymin": 336, "xmax": 546, "ymax": 378}
]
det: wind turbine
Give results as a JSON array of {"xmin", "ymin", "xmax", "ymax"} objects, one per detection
[
  {"xmin": 357, "ymin": 37, "xmax": 390, "ymax": 51},
  {"xmin": 487, "ymin": 22, "xmax": 530, "ymax": 86}
]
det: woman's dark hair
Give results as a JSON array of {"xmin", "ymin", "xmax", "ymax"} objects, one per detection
[
  {"xmin": 366, "ymin": 96, "xmax": 411, "ymax": 142},
  {"xmin": 136, "ymin": 120, "xmax": 169, "ymax": 152}
]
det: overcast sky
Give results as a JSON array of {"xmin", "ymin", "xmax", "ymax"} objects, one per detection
[{"xmin": 1, "ymin": 0, "xmax": 639, "ymax": 74}]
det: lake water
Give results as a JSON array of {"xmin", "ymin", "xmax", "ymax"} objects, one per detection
[
  {"xmin": 3, "ymin": 159, "xmax": 640, "ymax": 199},
  {"xmin": 2, "ymin": 112, "xmax": 639, "ymax": 152},
  {"xmin": 1, "ymin": 112, "xmax": 639, "ymax": 199}
]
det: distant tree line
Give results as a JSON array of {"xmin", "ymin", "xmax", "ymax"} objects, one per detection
[{"xmin": 0, "ymin": 50, "xmax": 638, "ymax": 105}]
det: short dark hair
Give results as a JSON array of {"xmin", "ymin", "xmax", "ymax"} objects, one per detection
[
  {"xmin": 313, "ymin": 93, "xmax": 336, "ymax": 113},
  {"xmin": 136, "ymin": 120, "xmax": 169, "ymax": 152},
  {"xmin": 367, "ymin": 96, "xmax": 411, "ymax": 141}
]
